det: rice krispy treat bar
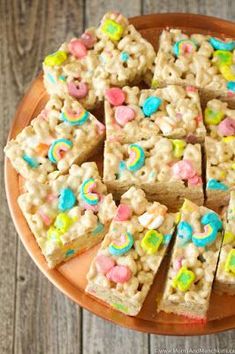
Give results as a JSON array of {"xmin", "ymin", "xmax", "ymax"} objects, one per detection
[
  {"xmin": 215, "ymin": 192, "xmax": 235, "ymax": 295},
  {"xmin": 153, "ymin": 29, "xmax": 235, "ymax": 105},
  {"xmin": 205, "ymin": 136, "xmax": 235, "ymax": 209},
  {"xmin": 103, "ymin": 136, "xmax": 203, "ymax": 211},
  {"xmin": 4, "ymin": 95, "xmax": 105, "ymax": 183},
  {"xmin": 204, "ymin": 99, "xmax": 235, "ymax": 139},
  {"xmin": 158, "ymin": 199, "xmax": 223, "ymax": 320},
  {"xmin": 18, "ymin": 162, "xmax": 117, "ymax": 268},
  {"xmin": 43, "ymin": 11, "xmax": 155, "ymax": 110},
  {"xmin": 86, "ymin": 187, "xmax": 176, "ymax": 316},
  {"xmin": 104, "ymin": 85, "xmax": 205, "ymax": 143}
]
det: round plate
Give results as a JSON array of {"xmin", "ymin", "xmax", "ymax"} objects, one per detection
[{"xmin": 5, "ymin": 13, "xmax": 235, "ymax": 335}]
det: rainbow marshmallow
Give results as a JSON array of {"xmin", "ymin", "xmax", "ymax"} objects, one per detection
[
  {"xmin": 48, "ymin": 138, "xmax": 73, "ymax": 164},
  {"xmin": 109, "ymin": 232, "xmax": 134, "ymax": 256},
  {"xmin": 80, "ymin": 178, "xmax": 99, "ymax": 205},
  {"xmin": 61, "ymin": 107, "xmax": 89, "ymax": 126},
  {"xmin": 126, "ymin": 144, "xmax": 145, "ymax": 172},
  {"xmin": 192, "ymin": 212, "xmax": 222, "ymax": 247},
  {"xmin": 173, "ymin": 39, "xmax": 197, "ymax": 57}
]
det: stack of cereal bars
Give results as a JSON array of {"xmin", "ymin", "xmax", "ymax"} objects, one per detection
[{"xmin": 4, "ymin": 12, "xmax": 235, "ymax": 321}]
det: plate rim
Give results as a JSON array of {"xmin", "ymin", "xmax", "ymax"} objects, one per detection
[{"xmin": 4, "ymin": 12, "xmax": 235, "ymax": 336}]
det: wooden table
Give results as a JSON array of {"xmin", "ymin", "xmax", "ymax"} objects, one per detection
[{"xmin": 1, "ymin": 1, "xmax": 235, "ymax": 353}]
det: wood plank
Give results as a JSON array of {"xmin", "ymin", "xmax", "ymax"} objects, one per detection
[
  {"xmin": 150, "ymin": 330, "xmax": 235, "ymax": 353},
  {"xmin": 82, "ymin": 2, "xmax": 150, "ymax": 354},
  {"xmin": 85, "ymin": 0, "xmax": 142, "ymax": 26},
  {"xmin": 82, "ymin": 309, "xmax": 149, "ymax": 354},
  {"xmin": 143, "ymin": 0, "xmax": 235, "ymax": 21},
  {"xmin": 0, "ymin": 0, "xmax": 22, "ymax": 352},
  {"xmin": 142, "ymin": 1, "xmax": 235, "ymax": 352},
  {"xmin": 15, "ymin": 248, "xmax": 81, "ymax": 354},
  {"xmin": 8, "ymin": 1, "xmax": 84, "ymax": 353}
]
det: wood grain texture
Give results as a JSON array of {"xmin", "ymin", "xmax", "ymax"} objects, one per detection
[
  {"xmin": 82, "ymin": 310, "xmax": 148, "ymax": 354},
  {"xmin": 143, "ymin": 0, "xmax": 235, "ymax": 21},
  {"xmin": 0, "ymin": 1, "xmax": 235, "ymax": 354}
]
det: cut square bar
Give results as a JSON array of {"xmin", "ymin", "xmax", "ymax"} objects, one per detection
[
  {"xmin": 18, "ymin": 162, "xmax": 117, "ymax": 268},
  {"xmin": 86, "ymin": 187, "xmax": 176, "ymax": 316},
  {"xmin": 43, "ymin": 12, "xmax": 155, "ymax": 110},
  {"xmin": 103, "ymin": 136, "xmax": 203, "ymax": 211},
  {"xmin": 215, "ymin": 192, "xmax": 235, "ymax": 295},
  {"xmin": 4, "ymin": 95, "xmax": 105, "ymax": 183},
  {"xmin": 158, "ymin": 199, "xmax": 223, "ymax": 320},
  {"xmin": 205, "ymin": 136, "xmax": 235, "ymax": 210},
  {"xmin": 105, "ymin": 85, "xmax": 205, "ymax": 143},
  {"xmin": 153, "ymin": 29, "xmax": 235, "ymax": 105}
]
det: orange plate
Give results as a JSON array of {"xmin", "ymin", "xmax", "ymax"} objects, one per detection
[{"xmin": 5, "ymin": 13, "xmax": 235, "ymax": 335}]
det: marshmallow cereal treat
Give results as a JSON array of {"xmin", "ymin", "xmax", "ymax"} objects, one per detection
[
  {"xmin": 18, "ymin": 162, "xmax": 117, "ymax": 268},
  {"xmin": 215, "ymin": 192, "xmax": 235, "ymax": 295},
  {"xmin": 158, "ymin": 199, "xmax": 223, "ymax": 320},
  {"xmin": 153, "ymin": 29, "xmax": 235, "ymax": 104},
  {"xmin": 205, "ymin": 136, "xmax": 235, "ymax": 209},
  {"xmin": 204, "ymin": 99, "xmax": 235, "ymax": 139},
  {"xmin": 86, "ymin": 187, "xmax": 176, "ymax": 316},
  {"xmin": 43, "ymin": 11, "xmax": 155, "ymax": 110},
  {"xmin": 103, "ymin": 136, "xmax": 203, "ymax": 211},
  {"xmin": 105, "ymin": 85, "xmax": 205, "ymax": 143},
  {"xmin": 4, "ymin": 95, "xmax": 105, "ymax": 183}
]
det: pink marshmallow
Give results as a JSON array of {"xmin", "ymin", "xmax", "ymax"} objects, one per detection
[
  {"xmin": 114, "ymin": 204, "xmax": 132, "ymax": 221},
  {"xmin": 95, "ymin": 255, "xmax": 115, "ymax": 274},
  {"xmin": 186, "ymin": 86, "xmax": 197, "ymax": 93},
  {"xmin": 80, "ymin": 31, "xmax": 97, "ymax": 49},
  {"xmin": 105, "ymin": 88, "xmax": 125, "ymax": 106},
  {"xmin": 106, "ymin": 265, "xmax": 132, "ymax": 283},
  {"xmin": 67, "ymin": 81, "xmax": 88, "ymax": 98},
  {"xmin": 68, "ymin": 39, "xmax": 87, "ymax": 59},
  {"xmin": 115, "ymin": 105, "xmax": 136, "ymax": 126},
  {"xmin": 172, "ymin": 160, "xmax": 196, "ymax": 180},
  {"xmin": 218, "ymin": 117, "xmax": 235, "ymax": 136},
  {"xmin": 95, "ymin": 120, "xmax": 105, "ymax": 135},
  {"xmin": 38, "ymin": 209, "xmax": 52, "ymax": 226},
  {"xmin": 173, "ymin": 258, "xmax": 183, "ymax": 271},
  {"xmin": 188, "ymin": 174, "xmax": 202, "ymax": 186},
  {"xmin": 83, "ymin": 203, "xmax": 99, "ymax": 212}
]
